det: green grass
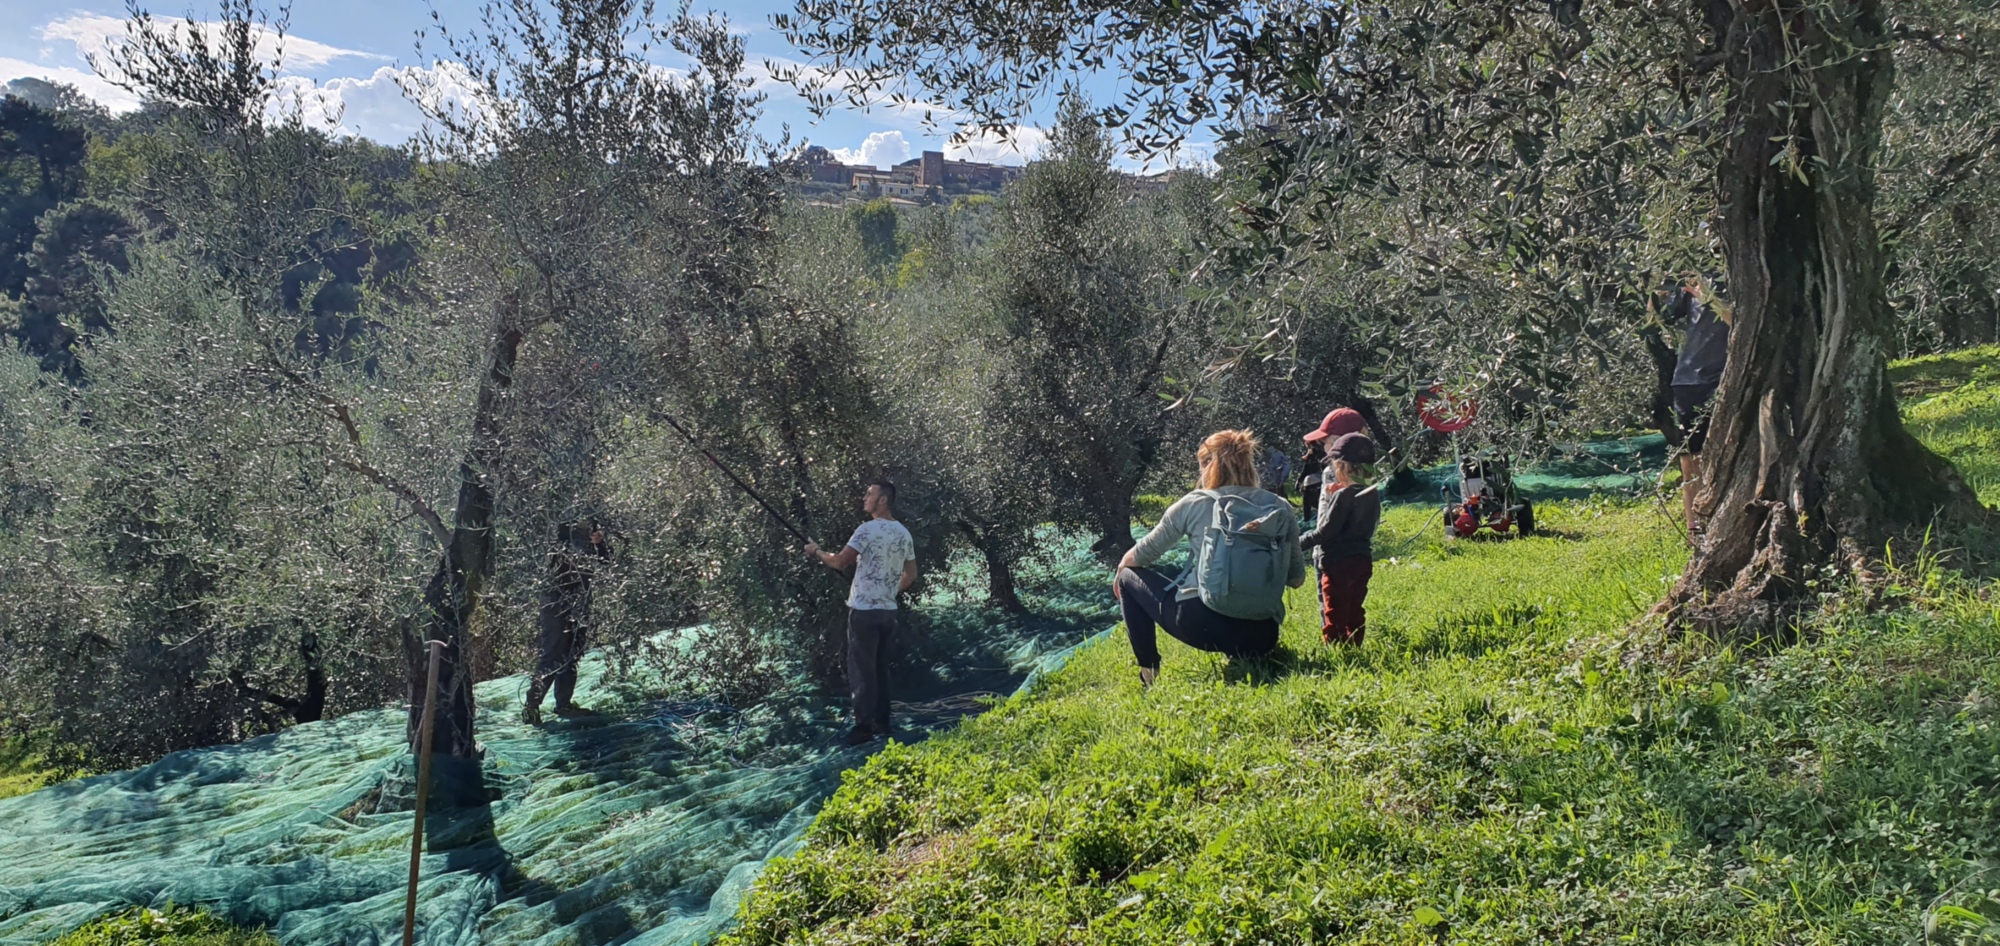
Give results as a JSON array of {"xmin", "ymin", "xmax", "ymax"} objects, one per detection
[
  {"xmin": 1896, "ymin": 345, "xmax": 2000, "ymax": 508},
  {"xmin": 1889, "ymin": 344, "xmax": 2000, "ymax": 399},
  {"xmin": 47, "ymin": 907, "xmax": 276, "ymax": 946},
  {"xmin": 724, "ymin": 349, "xmax": 2000, "ymax": 945},
  {"xmin": 0, "ymin": 733, "xmax": 62, "ymax": 800}
]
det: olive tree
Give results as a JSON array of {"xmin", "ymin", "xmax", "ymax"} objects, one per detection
[
  {"xmin": 86, "ymin": 0, "xmax": 518, "ymax": 758},
  {"xmin": 776, "ymin": 0, "xmax": 1992, "ymax": 627},
  {"xmin": 975, "ymin": 105, "xmax": 1202, "ymax": 559}
]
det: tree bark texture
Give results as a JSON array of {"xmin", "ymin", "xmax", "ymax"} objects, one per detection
[
  {"xmin": 1670, "ymin": 0, "xmax": 1981, "ymax": 627},
  {"xmin": 409, "ymin": 322, "xmax": 524, "ymax": 758},
  {"xmin": 960, "ymin": 521, "xmax": 1027, "ymax": 614}
]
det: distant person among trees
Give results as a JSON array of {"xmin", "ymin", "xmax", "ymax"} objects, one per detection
[
  {"xmin": 806, "ymin": 481, "xmax": 918, "ymax": 746},
  {"xmin": 1113, "ymin": 430, "xmax": 1308, "ymax": 687},
  {"xmin": 1299, "ymin": 433, "xmax": 1382, "ymax": 646},
  {"xmin": 1297, "ymin": 438, "xmax": 1329, "ymax": 520},
  {"xmin": 1667, "ymin": 274, "xmax": 1733, "ymax": 538},
  {"xmin": 1257, "ymin": 445, "xmax": 1293, "ymax": 497},
  {"xmin": 523, "ymin": 522, "xmax": 611, "ymax": 723}
]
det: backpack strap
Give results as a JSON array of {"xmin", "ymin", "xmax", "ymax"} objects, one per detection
[
  {"xmin": 1168, "ymin": 489, "xmax": 1223, "ymax": 599},
  {"xmin": 1205, "ymin": 489, "xmax": 1235, "ymax": 531}
]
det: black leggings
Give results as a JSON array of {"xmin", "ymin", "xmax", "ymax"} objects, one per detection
[{"xmin": 1117, "ymin": 566, "xmax": 1280, "ymax": 669}]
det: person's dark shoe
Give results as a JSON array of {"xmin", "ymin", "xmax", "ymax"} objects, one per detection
[
  {"xmin": 554, "ymin": 704, "xmax": 596, "ymax": 718},
  {"xmin": 520, "ymin": 704, "xmax": 543, "ymax": 725},
  {"xmin": 839, "ymin": 726, "xmax": 875, "ymax": 747},
  {"xmin": 1138, "ymin": 666, "xmax": 1159, "ymax": 688}
]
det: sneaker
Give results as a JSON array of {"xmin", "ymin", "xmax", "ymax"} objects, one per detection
[
  {"xmin": 839, "ymin": 726, "xmax": 875, "ymax": 747},
  {"xmin": 1138, "ymin": 666, "xmax": 1159, "ymax": 688}
]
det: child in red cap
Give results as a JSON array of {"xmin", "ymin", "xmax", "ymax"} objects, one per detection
[
  {"xmin": 1300, "ymin": 409, "xmax": 1370, "ymax": 634},
  {"xmin": 1299, "ymin": 432, "xmax": 1380, "ymax": 645}
]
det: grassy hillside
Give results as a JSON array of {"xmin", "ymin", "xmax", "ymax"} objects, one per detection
[
  {"xmin": 722, "ymin": 354, "xmax": 2000, "ymax": 945},
  {"xmin": 1896, "ymin": 344, "xmax": 2000, "ymax": 508}
]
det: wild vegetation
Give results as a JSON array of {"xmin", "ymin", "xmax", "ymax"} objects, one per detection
[
  {"xmin": 44, "ymin": 907, "xmax": 275, "ymax": 946},
  {"xmin": 1, "ymin": 0, "xmax": 2000, "ymax": 940},
  {"xmin": 723, "ymin": 350, "xmax": 2000, "ymax": 945}
]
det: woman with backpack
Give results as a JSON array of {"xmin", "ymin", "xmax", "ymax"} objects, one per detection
[{"xmin": 1112, "ymin": 430, "xmax": 1308, "ymax": 686}]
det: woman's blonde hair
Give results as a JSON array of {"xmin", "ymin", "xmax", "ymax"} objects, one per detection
[{"xmin": 1197, "ymin": 429, "xmax": 1261, "ymax": 490}]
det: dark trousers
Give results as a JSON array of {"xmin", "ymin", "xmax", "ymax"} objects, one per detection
[
  {"xmin": 1117, "ymin": 566, "xmax": 1279, "ymax": 669},
  {"xmin": 847, "ymin": 607, "xmax": 897, "ymax": 733},
  {"xmin": 526, "ymin": 601, "xmax": 590, "ymax": 712},
  {"xmin": 1319, "ymin": 554, "xmax": 1373, "ymax": 645}
]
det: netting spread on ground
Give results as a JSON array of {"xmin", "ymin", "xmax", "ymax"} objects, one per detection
[
  {"xmin": 0, "ymin": 532, "xmax": 1120, "ymax": 946},
  {"xmin": 0, "ymin": 439, "xmax": 1666, "ymax": 946},
  {"xmin": 1385, "ymin": 433, "xmax": 1671, "ymax": 504}
]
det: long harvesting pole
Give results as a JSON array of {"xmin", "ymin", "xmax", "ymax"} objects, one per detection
[
  {"xmin": 403, "ymin": 639, "xmax": 445, "ymax": 946},
  {"xmin": 656, "ymin": 409, "xmax": 816, "ymax": 546}
]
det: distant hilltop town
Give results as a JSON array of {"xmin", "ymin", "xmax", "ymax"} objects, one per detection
[{"xmin": 798, "ymin": 146, "xmax": 1178, "ymax": 206}]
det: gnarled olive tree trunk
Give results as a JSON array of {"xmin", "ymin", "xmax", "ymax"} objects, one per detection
[
  {"xmin": 408, "ymin": 321, "xmax": 525, "ymax": 758},
  {"xmin": 1670, "ymin": 0, "xmax": 1981, "ymax": 627}
]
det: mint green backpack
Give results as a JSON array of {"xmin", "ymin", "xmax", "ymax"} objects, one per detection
[{"xmin": 1182, "ymin": 489, "xmax": 1290, "ymax": 620}]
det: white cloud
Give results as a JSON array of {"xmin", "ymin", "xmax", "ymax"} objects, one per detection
[
  {"xmin": 271, "ymin": 64, "xmax": 483, "ymax": 143},
  {"xmin": 42, "ymin": 13, "xmax": 385, "ymax": 76},
  {"xmin": 945, "ymin": 125, "xmax": 1047, "ymax": 166},
  {"xmin": 0, "ymin": 57, "xmax": 142, "ymax": 112},
  {"xmin": 10, "ymin": 12, "xmax": 398, "ymax": 120},
  {"xmin": 830, "ymin": 130, "xmax": 911, "ymax": 169}
]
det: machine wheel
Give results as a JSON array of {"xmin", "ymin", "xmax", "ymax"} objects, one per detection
[{"xmin": 1516, "ymin": 500, "xmax": 1536, "ymax": 536}]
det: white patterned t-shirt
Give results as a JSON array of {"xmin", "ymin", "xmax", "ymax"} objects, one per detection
[{"xmin": 845, "ymin": 518, "xmax": 915, "ymax": 611}]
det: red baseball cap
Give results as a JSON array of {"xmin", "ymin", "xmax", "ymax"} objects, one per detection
[{"xmin": 1304, "ymin": 408, "xmax": 1365, "ymax": 443}]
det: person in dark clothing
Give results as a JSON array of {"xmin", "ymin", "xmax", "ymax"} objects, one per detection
[
  {"xmin": 1300, "ymin": 433, "xmax": 1381, "ymax": 645},
  {"xmin": 1258, "ymin": 445, "xmax": 1293, "ymax": 497},
  {"xmin": 1297, "ymin": 440, "xmax": 1328, "ymax": 521},
  {"xmin": 522, "ymin": 521, "xmax": 611, "ymax": 723},
  {"xmin": 1114, "ymin": 430, "xmax": 1308, "ymax": 686},
  {"xmin": 1666, "ymin": 274, "xmax": 1732, "ymax": 536}
]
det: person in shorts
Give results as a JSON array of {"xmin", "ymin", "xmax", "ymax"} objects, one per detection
[
  {"xmin": 806, "ymin": 481, "xmax": 917, "ymax": 745},
  {"xmin": 1667, "ymin": 274, "xmax": 1732, "ymax": 536}
]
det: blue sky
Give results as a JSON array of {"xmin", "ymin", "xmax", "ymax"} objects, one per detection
[{"xmin": 0, "ymin": 0, "xmax": 1195, "ymax": 169}]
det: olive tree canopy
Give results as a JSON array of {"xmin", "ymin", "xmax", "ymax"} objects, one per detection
[{"xmin": 775, "ymin": 0, "xmax": 1994, "ymax": 627}]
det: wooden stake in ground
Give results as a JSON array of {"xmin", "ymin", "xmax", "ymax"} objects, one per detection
[{"xmin": 403, "ymin": 640, "xmax": 445, "ymax": 946}]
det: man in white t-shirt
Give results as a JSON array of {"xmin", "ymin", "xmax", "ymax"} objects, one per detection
[{"xmin": 805, "ymin": 480, "xmax": 917, "ymax": 745}]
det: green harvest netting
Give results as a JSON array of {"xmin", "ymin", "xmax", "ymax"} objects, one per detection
[
  {"xmin": 0, "ymin": 530, "xmax": 1121, "ymax": 946},
  {"xmin": 1384, "ymin": 433, "xmax": 1672, "ymax": 504},
  {"xmin": 0, "ymin": 438, "xmax": 1666, "ymax": 946}
]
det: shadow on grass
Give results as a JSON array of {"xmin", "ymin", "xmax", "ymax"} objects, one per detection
[{"xmin": 1220, "ymin": 646, "xmax": 1307, "ymax": 687}]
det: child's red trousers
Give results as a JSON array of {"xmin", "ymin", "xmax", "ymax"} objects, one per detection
[{"xmin": 1318, "ymin": 554, "xmax": 1373, "ymax": 645}]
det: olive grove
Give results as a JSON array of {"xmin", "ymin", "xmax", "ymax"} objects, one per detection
[{"xmin": 2, "ymin": 0, "xmax": 1998, "ymax": 771}]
